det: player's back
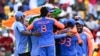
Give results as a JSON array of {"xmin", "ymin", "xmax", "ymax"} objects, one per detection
[
  {"xmin": 34, "ymin": 17, "xmax": 54, "ymax": 34},
  {"xmin": 59, "ymin": 35, "xmax": 78, "ymax": 56},
  {"xmin": 33, "ymin": 17, "xmax": 55, "ymax": 47}
]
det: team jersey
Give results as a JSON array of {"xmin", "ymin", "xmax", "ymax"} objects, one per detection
[
  {"xmin": 59, "ymin": 19, "xmax": 82, "ymax": 44},
  {"xmin": 59, "ymin": 35, "xmax": 78, "ymax": 56},
  {"xmin": 13, "ymin": 21, "xmax": 30, "ymax": 54},
  {"xmin": 76, "ymin": 32, "xmax": 93, "ymax": 56},
  {"xmin": 76, "ymin": 32, "xmax": 88, "ymax": 56},
  {"xmin": 27, "ymin": 17, "xmax": 64, "ymax": 47}
]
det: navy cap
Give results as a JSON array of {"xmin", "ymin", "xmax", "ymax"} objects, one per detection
[
  {"xmin": 64, "ymin": 19, "xmax": 76, "ymax": 27},
  {"xmin": 76, "ymin": 20, "xmax": 84, "ymax": 25},
  {"xmin": 15, "ymin": 11, "xmax": 24, "ymax": 19},
  {"xmin": 65, "ymin": 19, "xmax": 76, "ymax": 25}
]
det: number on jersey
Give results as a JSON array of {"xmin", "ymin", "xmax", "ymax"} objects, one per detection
[
  {"xmin": 59, "ymin": 38, "xmax": 72, "ymax": 47},
  {"xmin": 66, "ymin": 38, "xmax": 71, "ymax": 46},
  {"xmin": 41, "ymin": 25, "xmax": 47, "ymax": 32}
]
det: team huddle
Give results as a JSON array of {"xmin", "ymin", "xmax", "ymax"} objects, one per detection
[{"xmin": 13, "ymin": 7, "xmax": 94, "ymax": 56}]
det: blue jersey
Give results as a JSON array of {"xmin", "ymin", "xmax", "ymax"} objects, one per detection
[
  {"xmin": 76, "ymin": 32, "xmax": 88, "ymax": 56},
  {"xmin": 13, "ymin": 22, "xmax": 30, "ymax": 54},
  {"xmin": 33, "ymin": 17, "xmax": 55, "ymax": 47},
  {"xmin": 59, "ymin": 35, "xmax": 78, "ymax": 56}
]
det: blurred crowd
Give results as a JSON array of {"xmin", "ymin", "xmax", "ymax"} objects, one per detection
[
  {"xmin": 0, "ymin": 0, "xmax": 100, "ymax": 56},
  {"xmin": 0, "ymin": 28, "xmax": 14, "ymax": 56}
]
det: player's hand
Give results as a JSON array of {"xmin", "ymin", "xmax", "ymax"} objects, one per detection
[
  {"xmin": 55, "ymin": 31, "xmax": 60, "ymax": 34},
  {"xmin": 67, "ymin": 31, "xmax": 74, "ymax": 37},
  {"xmin": 31, "ymin": 31, "xmax": 41, "ymax": 36}
]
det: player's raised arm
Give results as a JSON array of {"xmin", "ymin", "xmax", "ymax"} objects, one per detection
[
  {"xmin": 53, "ymin": 19, "xmax": 65, "ymax": 29},
  {"xmin": 54, "ymin": 31, "xmax": 74, "ymax": 39},
  {"xmin": 54, "ymin": 33, "xmax": 67, "ymax": 39},
  {"xmin": 69, "ymin": 25, "xmax": 82, "ymax": 44}
]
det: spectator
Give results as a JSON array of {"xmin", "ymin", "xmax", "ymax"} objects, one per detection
[
  {"xmin": 96, "ymin": 19, "xmax": 100, "ymax": 30},
  {"xmin": 95, "ymin": 31, "xmax": 100, "ymax": 56},
  {"xmin": 0, "ymin": 0, "xmax": 7, "ymax": 26},
  {"xmin": 0, "ymin": 32, "xmax": 14, "ymax": 56},
  {"xmin": 93, "ymin": 28, "xmax": 100, "ymax": 41},
  {"xmin": 8, "ymin": 0, "xmax": 16, "ymax": 11},
  {"xmin": 4, "ymin": 5, "xmax": 11, "ymax": 17},
  {"xmin": 97, "ymin": 1, "xmax": 100, "ymax": 19},
  {"xmin": 43, "ymin": 0, "xmax": 59, "ymax": 8},
  {"xmin": 66, "ymin": 5, "xmax": 73, "ymax": 18},
  {"xmin": 0, "ymin": 28, "xmax": 2, "ymax": 38},
  {"xmin": 89, "ymin": 0, "xmax": 97, "ymax": 5},
  {"xmin": 93, "ymin": 19, "xmax": 100, "ymax": 41},
  {"xmin": 0, "ymin": 28, "xmax": 5, "ymax": 56},
  {"xmin": 88, "ymin": 0, "xmax": 97, "ymax": 18},
  {"xmin": 29, "ymin": 0, "xmax": 37, "ymax": 9},
  {"xmin": 96, "ymin": 31, "xmax": 100, "ymax": 46},
  {"xmin": 21, "ymin": 0, "xmax": 30, "ymax": 12},
  {"xmin": 0, "ymin": 50, "xmax": 5, "ymax": 56},
  {"xmin": 74, "ymin": 0, "xmax": 86, "ymax": 19},
  {"xmin": 74, "ymin": 0, "xmax": 86, "ymax": 11},
  {"xmin": 13, "ymin": 0, "xmax": 22, "ymax": 13},
  {"xmin": 37, "ymin": 0, "xmax": 46, "ymax": 6},
  {"xmin": 85, "ymin": 14, "xmax": 98, "ymax": 32}
]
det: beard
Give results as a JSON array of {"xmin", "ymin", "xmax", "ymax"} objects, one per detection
[{"xmin": 77, "ymin": 29, "xmax": 83, "ymax": 33}]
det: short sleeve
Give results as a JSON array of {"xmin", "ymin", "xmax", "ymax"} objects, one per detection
[{"xmin": 17, "ymin": 22, "xmax": 25, "ymax": 32}]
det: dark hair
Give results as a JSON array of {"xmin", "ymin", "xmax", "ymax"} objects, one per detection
[
  {"xmin": 18, "ymin": 6, "xmax": 23, "ymax": 12},
  {"xmin": 40, "ymin": 7, "xmax": 48, "ymax": 17},
  {"xmin": 86, "ymin": 14, "xmax": 96, "ymax": 21}
]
